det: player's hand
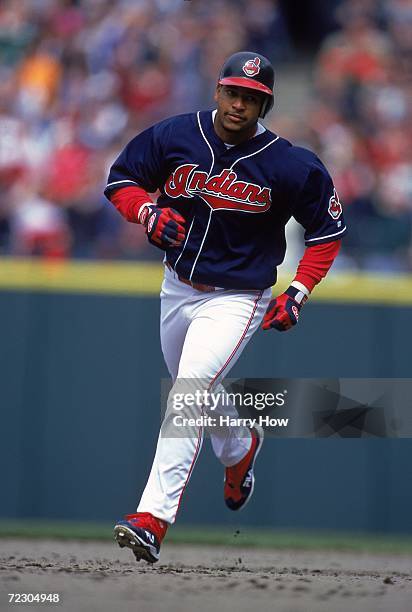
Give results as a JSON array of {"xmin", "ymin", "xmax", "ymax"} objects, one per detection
[
  {"xmin": 262, "ymin": 286, "xmax": 306, "ymax": 332},
  {"xmin": 140, "ymin": 205, "xmax": 185, "ymax": 250}
]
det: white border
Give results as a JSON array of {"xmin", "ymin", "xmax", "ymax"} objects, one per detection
[
  {"xmin": 305, "ymin": 226, "xmax": 347, "ymax": 242},
  {"xmin": 197, "ymin": 112, "xmax": 215, "ymax": 178},
  {"xmin": 230, "ymin": 137, "xmax": 279, "ymax": 170},
  {"xmin": 106, "ymin": 179, "xmax": 139, "ymax": 188},
  {"xmin": 189, "ymin": 208, "xmax": 212, "ymax": 281}
]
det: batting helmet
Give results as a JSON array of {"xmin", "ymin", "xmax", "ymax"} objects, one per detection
[{"xmin": 218, "ymin": 51, "xmax": 275, "ymax": 118}]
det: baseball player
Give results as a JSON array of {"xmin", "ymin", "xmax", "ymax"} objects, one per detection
[{"xmin": 104, "ymin": 51, "xmax": 346, "ymax": 564}]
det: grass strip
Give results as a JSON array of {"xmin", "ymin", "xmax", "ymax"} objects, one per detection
[{"xmin": 1, "ymin": 520, "xmax": 412, "ymax": 555}]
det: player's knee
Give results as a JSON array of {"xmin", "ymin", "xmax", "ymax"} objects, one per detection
[
  {"xmin": 167, "ymin": 376, "xmax": 213, "ymax": 415},
  {"xmin": 176, "ymin": 362, "xmax": 215, "ymax": 381}
]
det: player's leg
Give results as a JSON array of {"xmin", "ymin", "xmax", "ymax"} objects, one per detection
[
  {"xmin": 206, "ymin": 381, "xmax": 251, "ymax": 466},
  {"xmin": 159, "ymin": 265, "xmax": 192, "ymax": 381},
  {"xmin": 178, "ymin": 290, "xmax": 271, "ymax": 465},
  {"xmin": 137, "ymin": 286, "xmax": 271, "ymax": 525},
  {"xmin": 207, "ymin": 384, "xmax": 264, "ymax": 512},
  {"xmin": 134, "ymin": 271, "xmax": 207, "ymax": 526},
  {"xmin": 114, "ymin": 267, "xmax": 195, "ymax": 562}
]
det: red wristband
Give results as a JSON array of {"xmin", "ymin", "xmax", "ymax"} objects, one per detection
[{"xmin": 109, "ymin": 186, "xmax": 153, "ymax": 223}]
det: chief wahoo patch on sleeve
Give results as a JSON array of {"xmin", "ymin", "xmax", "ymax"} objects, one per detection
[{"xmin": 328, "ymin": 188, "xmax": 342, "ymax": 219}]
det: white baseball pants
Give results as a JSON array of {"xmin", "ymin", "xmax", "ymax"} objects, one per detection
[{"xmin": 136, "ymin": 264, "xmax": 272, "ymax": 523}]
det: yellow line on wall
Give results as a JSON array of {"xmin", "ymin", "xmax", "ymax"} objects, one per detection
[
  {"xmin": 0, "ymin": 258, "xmax": 163, "ymax": 296},
  {"xmin": 0, "ymin": 257, "xmax": 411, "ymax": 305}
]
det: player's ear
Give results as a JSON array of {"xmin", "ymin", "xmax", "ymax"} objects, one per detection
[{"xmin": 214, "ymin": 85, "xmax": 221, "ymax": 102}]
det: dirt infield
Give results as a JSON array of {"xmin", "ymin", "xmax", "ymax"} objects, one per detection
[{"xmin": 1, "ymin": 539, "xmax": 411, "ymax": 612}]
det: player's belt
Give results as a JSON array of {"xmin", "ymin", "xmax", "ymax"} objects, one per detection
[{"xmin": 165, "ymin": 262, "xmax": 217, "ymax": 292}]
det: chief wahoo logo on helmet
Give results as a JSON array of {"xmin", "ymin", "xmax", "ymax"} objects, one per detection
[{"xmin": 242, "ymin": 57, "xmax": 261, "ymax": 77}]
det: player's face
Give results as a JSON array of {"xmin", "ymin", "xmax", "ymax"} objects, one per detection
[{"xmin": 214, "ymin": 85, "xmax": 263, "ymax": 144}]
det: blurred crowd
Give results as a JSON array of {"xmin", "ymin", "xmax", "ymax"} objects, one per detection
[
  {"xmin": 0, "ymin": 0, "xmax": 411, "ymax": 271},
  {"xmin": 283, "ymin": 0, "xmax": 412, "ymax": 271}
]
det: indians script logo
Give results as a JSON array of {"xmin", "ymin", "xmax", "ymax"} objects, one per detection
[
  {"xmin": 328, "ymin": 188, "xmax": 342, "ymax": 219},
  {"xmin": 243, "ymin": 57, "xmax": 261, "ymax": 77},
  {"xmin": 164, "ymin": 164, "xmax": 271, "ymax": 213}
]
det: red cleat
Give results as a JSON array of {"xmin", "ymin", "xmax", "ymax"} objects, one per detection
[
  {"xmin": 114, "ymin": 512, "xmax": 168, "ymax": 563},
  {"xmin": 224, "ymin": 426, "xmax": 264, "ymax": 511}
]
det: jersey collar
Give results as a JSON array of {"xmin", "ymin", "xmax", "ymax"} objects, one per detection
[{"xmin": 200, "ymin": 110, "xmax": 274, "ymax": 157}]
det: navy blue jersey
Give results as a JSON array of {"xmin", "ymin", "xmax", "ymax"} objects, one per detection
[{"xmin": 105, "ymin": 111, "xmax": 346, "ymax": 290}]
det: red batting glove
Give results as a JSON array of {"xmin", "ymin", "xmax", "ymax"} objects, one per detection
[
  {"xmin": 262, "ymin": 286, "xmax": 307, "ymax": 332},
  {"xmin": 139, "ymin": 205, "xmax": 186, "ymax": 250}
]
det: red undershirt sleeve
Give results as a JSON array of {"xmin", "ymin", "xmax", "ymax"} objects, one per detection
[
  {"xmin": 293, "ymin": 240, "xmax": 341, "ymax": 292},
  {"xmin": 109, "ymin": 185, "xmax": 153, "ymax": 224}
]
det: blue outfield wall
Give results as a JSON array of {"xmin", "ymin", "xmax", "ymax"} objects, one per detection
[{"xmin": 1, "ymin": 290, "xmax": 411, "ymax": 533}]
